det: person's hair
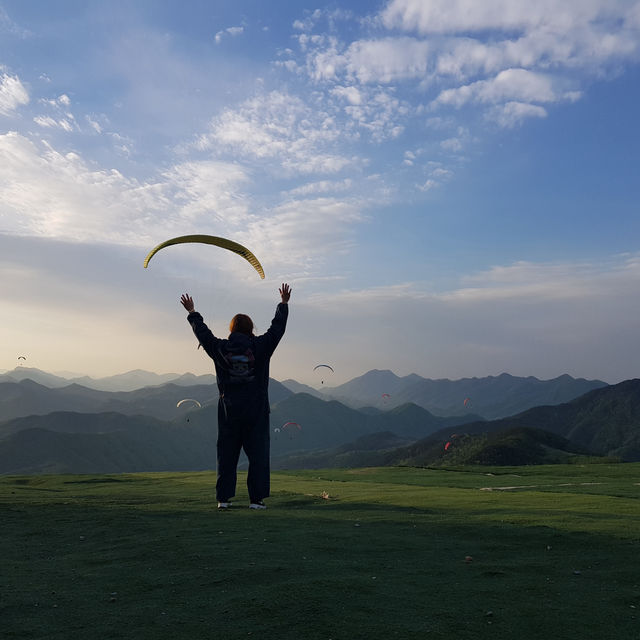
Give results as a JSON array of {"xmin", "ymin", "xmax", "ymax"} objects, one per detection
[{"xmin": 229, "ymin": 314, "xmax": 254, "ymax": 336}]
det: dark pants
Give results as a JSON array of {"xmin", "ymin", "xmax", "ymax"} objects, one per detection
[{"xmin": 216, "ymin": 399, "xmax": 270, "ymax": 503}]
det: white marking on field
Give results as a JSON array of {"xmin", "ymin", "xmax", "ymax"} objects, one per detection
[{"xmin": 479, "ymin": 482, "xmax": 605, "ymax": 491}]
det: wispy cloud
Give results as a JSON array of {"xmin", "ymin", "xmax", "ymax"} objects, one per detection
[
  {"xmin": 33, "ymin": 115, "xmax": 76, "ymax": 131},
  {"xmin": 283, "ymin": 0, "xmax": 640, "ymax": 159},
  {"xmin": 285, "ymin": 178, "xmax": 353, "ymax": 197},
  {"xmin": 0, "ymin": 6, "xmax": 31, "ymax": 38},
  {"xmin": 247, "ymin": 196, "xmax": 365, "ymax": 273},
  {"xmin": 487, "ymin": 101, "xmax": 547, "ymax": 128},
  {"xmin": 431, "ymin": 68, "xmax": 579, "ymax": 108},
  {"xmin": 214, "ymin": 25, "xmax": 244, "ymax": 44},
  {"xmin": 0, "ymin": 129, "xmax": 370, "ymax": 284},
  {"xmin": 0, "ymin": 132, "xmax": 253, "ymax": 246},
  {"xmin": 195, "ymin": 90, "xmax": 358, "ymax": 175},
  {"xmin": 0, "ymin": 71, "xmax": 29, "ymax": 115}
]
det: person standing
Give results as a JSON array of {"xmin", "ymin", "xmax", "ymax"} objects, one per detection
[{"xmin": 180, "ymin": 284, "xmax": 291, "ymax": 510}]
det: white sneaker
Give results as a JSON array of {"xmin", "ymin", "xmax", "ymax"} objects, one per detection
[
  {"xmin": 249, "ymin": 501, "xmax": 266, "ymax": 510},
  {"xmin": 217, "ymin": 501, "xmax": 232, "ymax": 510}
]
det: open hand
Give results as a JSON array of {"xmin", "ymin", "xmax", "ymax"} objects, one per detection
[
  {"xmin": 180, "ymin": 293, "xmax": 195, "ymax": 313},
  {"xmin": 279, "ymin": 283, "xmax": 291, "ymax": 303}
]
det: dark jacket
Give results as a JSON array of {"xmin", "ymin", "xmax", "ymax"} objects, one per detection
[{"xmin": 187, "ymin": 303, "xmax": 288, "ymax": 420}]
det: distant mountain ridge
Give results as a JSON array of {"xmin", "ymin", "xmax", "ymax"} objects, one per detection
[
  {"xmin": 1, "ymin": 367, "xmax": 216, "ymax": 392},
  {"xmin": 0, "ymin": 377, "xmax": 293, "ymax": 422},
  {"xmin": 3, "ymin": 367, "xmax": 607, "ymax": 419},
  {"xmin": 0, "ymin": 392, "xmax": 475, "ymax": 474},
  {"xmin": 320, "ymin": 369, "xmax": 607, "ymax": 419},
  {"xmin": 273, "ymin": 379, "xmax": 640, "ymax": 469},
  {"xmin": 1, "ymin": 378, "xmax": 639, "ymax": 474},
  {"xmin": 423, "ymin": 378, "xmax": 640, "ymax": 461},
  {"xmin": 2, "ymin": 367, "xmax": 608, "ymax": 425},
  {"xmin": 0, "ymin": 366, "xmax": 631, "ymax": 475}
]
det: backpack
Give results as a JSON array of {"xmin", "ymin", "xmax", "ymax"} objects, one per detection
[{"xmin": 218, "ymin": 343, "xmax": 256, "ymax": 384}]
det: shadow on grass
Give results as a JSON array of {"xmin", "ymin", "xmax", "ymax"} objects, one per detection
[{"xmin": 2, "ymin": 468, "xmax": 640, "ymax": 639}]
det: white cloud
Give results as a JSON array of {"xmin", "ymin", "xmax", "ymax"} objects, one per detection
[
  {"xmin": 0, "ymin": 132, "xmax": 165, "ymax": 244},
  {"xmin": 335, "ymin": 86, "xmax": 410, "ymax": 142},
  {"xmin": 162, "ymin": 161, "xmax": 251, "ymax": 225},
  {"xmin": 331, "ymin": 85, "xmax": 362, "ymax": 105},
  {"xmin": 33, "ymin": 115, "xmax": 58, "ymax": 128},
  {"xmin": 85, "ymin": 115, "xmax": 102, "ymax": 133},
  {"xmin": 286, "ymin": 179, "xmax": 353, "ymax": 197},
  {"xmin": 246, "ymin": 197, "xmax": 365, "ymax": 274},
  {"xmin": 280, "ymin": 0, "xmax": 640, "ymax": 163},
  {"xmin": 379, "ymin": 0, "xmax": 640, "ymax": 82},
  {"xmin": 381, "ymin": 0, "xmax": 636, "ymax": 36},
  {"xmin": 488, "ymin": 101, "xmax": 547, "ymax": 128},
  {"xmin": 0, "ymin": 132, "xmax": 254, "ymax": 246},
  {"xmin": 292, "ymin": 9, "xmax": 323, "ymax": 33},
  {"xmin": 439, "ymin": 126, "xmax": 470, "ymax": 151},
  {"xmin": 195, "ymin": 90, "xmax": 357, "ymax": 175},
  {"xmin": 418, "ymin": 179, "xmax": 438, "ymax": 192},
  {"xmin": 342, "ymin": 37, "xmax": 431, "ymax": 83},
  {"xmin": 417, "ymin": 162, "xmax": 454, "ymax": 190},
  {"xmin": 0, "ymin": 130, "xmax": 370, "ymax": 286},
  {"xmin": 432, "ymin": 68, "xmax": 570, "ymax": 108},
  {"xmin": 33, "ymin": 115, "xmax": 76, "ymax": 131},
  {"xmin": 0, "ymin": 72, "xmax": 29, "ymax": 115},
  {"xmin": 215, "ymin": 25, "xmax": 244, "ymax": 44}
]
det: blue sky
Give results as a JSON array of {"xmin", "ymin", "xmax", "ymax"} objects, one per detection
[{"xmin": 1, "ymin": 0, "xmax": 639, "ymax": 386}]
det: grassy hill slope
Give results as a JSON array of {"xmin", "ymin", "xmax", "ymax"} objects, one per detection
[
  {"xmin": 1, "ymin": 464, "xmax": 638, "ymax": 640},
  {"xmin": 0, "ymin": 413, "xmax": 216, "ymax": 474},
  {"xmin": 426, "ymin": 378, "xmax": 640, "ymax": 461}
]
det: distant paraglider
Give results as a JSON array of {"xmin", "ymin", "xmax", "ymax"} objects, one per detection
[
  {"xmin": 381, "ymin": 393, "xmax": 391, "ymax": 404},
  {"xmin": 463, "ymin": 398, "xmax": 471, "ymax": 407},
  {"xmin": 176, "ymin": 398, "xmax": 202, "ymax": 409},
  {"xmin": 143, "ymin": 234, "xmax": 265, "ymax": 279},
  {"xmin": 313, "ymin": 364, "xmax": 334, "ymax": 385},
  {"xmin": 282, "ymin": 421, "xmax": 301, "ymax": 439},
  {"xmin": 444, "ymin": 433, "xmax": 461, "ymax": 452},
  {"xmin": 17, "ymin": 356, "xmax": 26, "ymax": 367}
]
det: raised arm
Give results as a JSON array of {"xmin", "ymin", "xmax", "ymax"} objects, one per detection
[
  {"xmin": 257, "ymin": 284, "xmax": 291, "ymax": 356},
  {"xmin": 180, "ymin": 293, "xmax": 219, "ymax": 358}
]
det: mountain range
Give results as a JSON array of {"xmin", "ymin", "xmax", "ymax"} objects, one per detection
[
  {"xmin": 0, "ymin": 376, "xmax": 292, "ymax": 422},
  {"xmin": 1, "ymin": 367, "xmax": 216, "ymax": 392},
  {"xmin": 275, "ymin": 379, "xmax": 640, "ymax": 469},
  {"xmin": 2, "ymin": 366, "xmax": 606, "ymax": 420},
  {"xmin": 1, "ymin": 367, "xmax": 636, "ymax": 474},
  {"xmin": 316, "ymin": 369, "xmax": 607, "ymax": 419}
]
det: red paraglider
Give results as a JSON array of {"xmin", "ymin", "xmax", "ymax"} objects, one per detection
[
  {"xmin": 444, "ymin": 434, "xmax": 460, "ymax": 452},
  {"xmin": 282, "ymin": 421, "xmax": 302, "ymax": 439}
]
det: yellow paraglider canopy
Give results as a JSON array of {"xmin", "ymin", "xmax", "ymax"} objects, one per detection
[{"xmin": 143, "ymin": 234, "xmax": 265, "ymax": 279}]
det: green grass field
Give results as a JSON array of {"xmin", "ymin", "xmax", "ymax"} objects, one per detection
[{"xmin": 2, "ymin": 464, "xmax": 639, "ymax": 639}]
